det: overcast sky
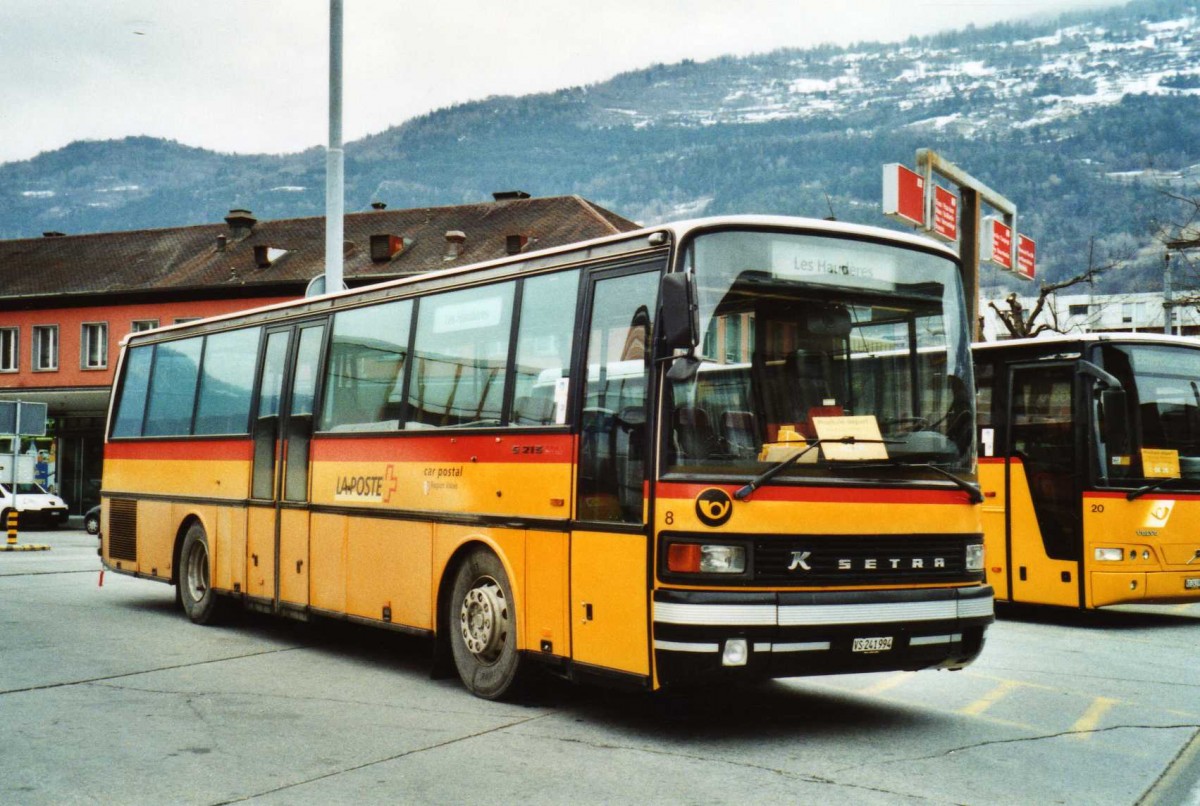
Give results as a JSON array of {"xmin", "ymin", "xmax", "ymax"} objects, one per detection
[{"xmin": 0, "ymin": 0, "xmax": 1123, "ymax": 164}]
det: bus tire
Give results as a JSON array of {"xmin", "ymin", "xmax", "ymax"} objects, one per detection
[
  {"xmin": 179, "ymin": 522, "xmax": 224, "ymax": 625},
  {"xmin": 448, "ymin": 548, "xmax": 523, "ymax": 699}
]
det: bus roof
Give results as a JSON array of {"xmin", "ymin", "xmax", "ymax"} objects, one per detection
[
  {"xmin": 974, "ymin": 332, "xmax": 1200, "ymax": 352},
  {"xmin": 121, "ymin": 214, "xmax": 961, "ymax": 348}
]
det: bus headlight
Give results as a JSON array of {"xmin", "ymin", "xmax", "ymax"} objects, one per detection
[
  {"xmin": 667, "ymin": 543, "xmax": 747, "ymax": 574},
  {"xmin": 1094, "ymin": 547, "xmax": 1124, "ymax": 562},
  {"xmin": 966, "ymin": 543, "xmax": 985, "ymax": 572}
]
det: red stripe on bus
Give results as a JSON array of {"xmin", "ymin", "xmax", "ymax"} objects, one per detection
[
  {"xmin": 105, "ymin": 440, "xmax": 253, "ymax": 461},
  {"xmin": 1086, "ymin": 490, "xmax": 1200, "ymax": 501},
  {"xmin": 656, "ymin": 482, "xmax": 971, "ymax": 505},
  {"xmin": 311, "ymin": 433, "xmax": 576, "ymax": 464}
]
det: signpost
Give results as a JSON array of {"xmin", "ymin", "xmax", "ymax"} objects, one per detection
[
  {"xmin": 880, "ymin": 150, "xmax": 1037, "ymax": 339},
  {"xmin": 983, "ymin": 216, "xmax": 1013, "ymax": 269},
  {"xmin": 882, "ymin": 164, "xmax": 925, "ymax": 227},
  {"xmin": 932, "ymin": 185, "xmax": 958, "ymax": 242},
  {"xmin": 1016, "ymin": 234, "xmax": 1036, "ymax": 280}
]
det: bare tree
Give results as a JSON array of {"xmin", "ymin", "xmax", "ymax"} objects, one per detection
[
  {"xmin": 987, "ymin": 241, "xmax": 1116, "ymax": 338},
  {"xmin": 1155, "ymin": 188, "xmax": 1200, "ymax": 314}
]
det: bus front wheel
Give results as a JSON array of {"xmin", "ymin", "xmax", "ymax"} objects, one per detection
[
  {"xmin": 448, "ymin": 548, "xmax": 523, "ymax": 699},
  {"xmin": 179, "ymin": 522, "xmax": 225, "ymax": 625}
]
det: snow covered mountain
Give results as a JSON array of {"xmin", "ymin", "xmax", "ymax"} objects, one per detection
[{"xmin": 4, "ymin": 0, "xmax": 1200, "ymax": 291}]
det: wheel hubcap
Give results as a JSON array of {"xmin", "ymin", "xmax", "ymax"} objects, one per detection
[
  {"xmin": 459, "ymin": 578, "xmax": 508, "ymax": 663},
  {"xmin": 186, "ymin": 541, "xmax": 209, "ymax": 603}
]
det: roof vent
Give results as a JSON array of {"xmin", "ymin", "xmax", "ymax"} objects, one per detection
[
  {"xmin": 216, "ymin": 234, "xmax": 227, "ymax": 252},
  {"xmin": 224, "ymin": 209, "xmax": 257, "ymax": 238},
  {"xmin": 444, "ymin": 230, "xmax": 466, "ymax": 260},
  {"xmin": 505, "ymin": 234, "xmax": 529, "ymax": 255},
  {"xmin": 253, "ymin": 245, "xmax": 288, "ymax": 268},
  {"xmin": 492, "ymin": 191, "xmax": 530, "ymax": 201},
  {"xmin": 371, "ymin": 201, "xmax": 387, "ymax": 210},
  {"xmin": 42, "ymin": 231, "xmax": 66, "ymax": 238},
  {"xmin": 370, "ymin": 234, "xmax": 412, "ymax": 262}
]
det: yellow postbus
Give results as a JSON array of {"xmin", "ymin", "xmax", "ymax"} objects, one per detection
[
  {"xmin": 974, "ymin": 333, "xmax": 1200, "ymax": 608},
  {"xmin": 101, "ymin": 215, "xmax": 993, "ymax": 698}
]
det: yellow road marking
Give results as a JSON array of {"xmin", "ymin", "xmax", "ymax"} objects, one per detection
[
  {"xmin": 860, "ymin": 672, "xmax": 915, "ymax": 696},
  {"xmin": 960, "ymin": 679, "xmax": 1021, "ymax": 716},
  {"xmin": 1071, "ymin": 697, "xmax": 1118, "ymax": 739}
]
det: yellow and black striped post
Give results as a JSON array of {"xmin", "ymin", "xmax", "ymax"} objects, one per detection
[{"xmin": 0, "ymin": 510, "xmax": 49, "ymax": 552}]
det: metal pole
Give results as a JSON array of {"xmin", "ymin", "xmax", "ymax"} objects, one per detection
[
  {"xmin": 960, "ymin": 189, "xmax": 982, "ymax": 342},
  {"xmin": 324, "ymin": 0, "xmax": 345, "ymax": 295},
  {"xmin": 1163, "ymin": 251, "xmax": 1174, "ymax": 336}
]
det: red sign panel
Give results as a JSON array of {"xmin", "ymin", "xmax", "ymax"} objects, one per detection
[
  {"xmin": 932, "ymin": 185, "xmax": 958, "ymax": 242},
  {"xmin": 882, "ymin": 163, "xmax": 924, "ymax": 227},
  {"xmin": 984, "ymin": 217, "xmax": 1013, "ymax": 269},
  {"xmin": 1016, "ymin": 233, "xmax": 1036, "ymax": 280}
]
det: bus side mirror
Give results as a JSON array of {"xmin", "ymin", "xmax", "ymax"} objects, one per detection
[
  {"xmin": 1099, "ymin": 388, "xmax": 1131, "ymax": 456},
  {"xmin": 660, "ymin": 272, "xmax": 698, "ymax": 351}
]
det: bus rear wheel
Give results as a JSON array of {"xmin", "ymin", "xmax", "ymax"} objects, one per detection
[
  {"xmin": 179, "ymin": 522, "xmax": 225, "ymax": 625},
  {"xmin": 448, "ymin": 548, "xmax": 523, "ymax": 699}
]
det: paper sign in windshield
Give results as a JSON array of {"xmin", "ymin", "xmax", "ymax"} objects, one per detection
[
  {"xmin": 1141, "ymin": 448, "xmax": 1180, "ymax": 479},
  {"xmin": 812, "ymin": 416, "xmax": 889, "ymax": 461}
]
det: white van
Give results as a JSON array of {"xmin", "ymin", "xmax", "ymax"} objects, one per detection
[{"xmin": 0, "ymin": 482, "xmax": 69, "ymax": 528}]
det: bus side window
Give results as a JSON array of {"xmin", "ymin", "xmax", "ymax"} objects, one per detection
[
  {"xmin": 319, "ymin": 299, "xmax": 412, "ymax": 432},
  {"xmin": 509, "ymin": 270, "xmax": 579, "ymax": 427},
  {"xmin": 407, "ymin": 283, "xmax": 514, "ymax": 429}
]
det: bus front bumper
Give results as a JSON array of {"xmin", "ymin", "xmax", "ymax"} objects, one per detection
[{"xmin": 652, "ymin": 585, "xmax": 994, "ymax": 686}]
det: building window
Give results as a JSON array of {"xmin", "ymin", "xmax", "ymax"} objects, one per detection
[
  {"xmin": 81, "ymin": 322, "xmax": 108, "ymax": 369},
  {"xmin": 0, "ymin": 328, "xmax": 17, "ymax": 372},
  {"xmin": 1068, "ymin": 304, "xmax": 1090, "ymax": 318},
  {"xmin": 32, "ymin": 325, "xmax": 58, "ymax": 371},
  {"xmin": 131, "ymin": 319, "xmax": 159, "ymax": 333},
  {"xmin": 174, "ymin": 317, "xmax": 201, "ymax": 325}
]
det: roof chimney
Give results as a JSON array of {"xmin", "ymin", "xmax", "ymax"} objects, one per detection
[
  {"xmin": 444, "ymin": 230, "xmax": 466, "ymax": 261},
  {"xmin": 216, "ymin": 234, "xmax": 227, "ymax": 252},
  {"xmin": 224, "ymin": 209, "xmax": 257, "ymax": 238},
  {"xmin": 492, "ymin": 190, "xmax": 530, "ymax": 201}
]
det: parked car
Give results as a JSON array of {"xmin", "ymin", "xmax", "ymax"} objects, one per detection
[
  {"xmin": 0, "ymin": 481, "xmax": 69, "ymax": 528},
  {"xmin": 84, "ymin": 504, "xmax": 101, "ymax": 536}
]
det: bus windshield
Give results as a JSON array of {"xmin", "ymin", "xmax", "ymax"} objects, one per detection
[
  {"xmin": 666, "ymin": 229, "xmax": 973, "ymax": 481},
  {"xmin": 1097, "ymin": 342, "xmax": 1200, "ymax": 485}
]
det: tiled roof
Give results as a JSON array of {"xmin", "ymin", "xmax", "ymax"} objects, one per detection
[{"xmin": 0, "ymin": 195, "xmax": 639, "ymax": 302}]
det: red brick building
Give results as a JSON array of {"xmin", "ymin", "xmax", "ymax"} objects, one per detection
[{"xmin": 0, "ymin": 195, "xmax": 637, "ymax": 513}]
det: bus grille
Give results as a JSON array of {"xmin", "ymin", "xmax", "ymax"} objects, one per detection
[
  {"xmin": 107, "ymin": 499, "xmax": 138, "ymax": 562},
  {"xmin": 754, "ymin": 534, "xmax": 975, "ymax": 585}
]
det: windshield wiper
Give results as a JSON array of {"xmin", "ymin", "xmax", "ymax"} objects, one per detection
[
  {"xmin": 734, "ymin": 437, "xmax": 895, "ymax": 501},
  {"xmin": 1126, "ymin": 476, "xmax": 1192, "ymax": 501},
  {"xmin": 837, "ymin": 460, "xmax": 983, "ymax": 503}
]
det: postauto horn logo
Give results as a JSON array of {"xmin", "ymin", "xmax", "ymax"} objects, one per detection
[{"xmin": 695, "ymin": 488, "xmax": 734, "ymax": 527}]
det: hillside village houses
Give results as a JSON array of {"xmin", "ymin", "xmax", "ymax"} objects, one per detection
[{"xmin": 0, "ymin": 194, "xmax": 637, "ymax": 515}]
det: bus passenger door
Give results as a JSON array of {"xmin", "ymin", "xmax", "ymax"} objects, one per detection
[
  {"xmin": 248, "ymin": 322, "xmax": 326, "ymax": 611},
  {"xmin": 1006, "ymin": 363, "xmax": 1084, "ymax": 607},
  {"xmin": 277, "ymin": 324, "xmax": 325, "ymax": 608},
  {"xmin": 571, "ymin": 268, "xmax": 658, "ymax": 678}
]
